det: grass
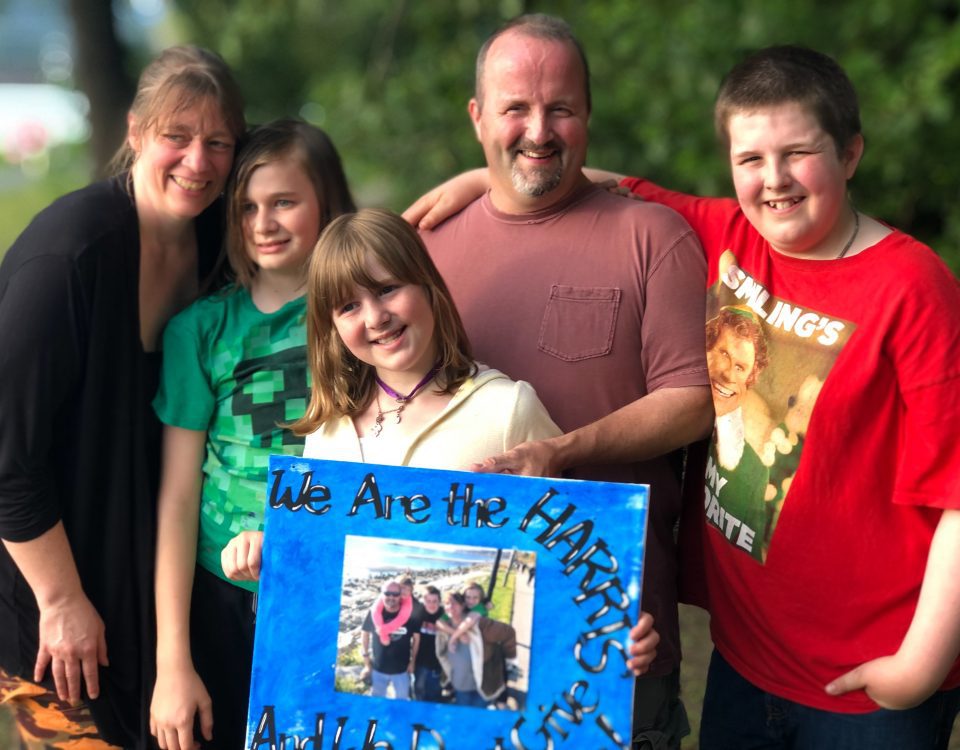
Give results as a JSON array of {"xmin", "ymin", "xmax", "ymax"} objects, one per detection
[
  {"xmin": 0, "ymin": 148, "xmax": 89, "ymax": 258},
  {"xmin": 334, "ymin": 674, "xmax": 365, "ymax": 695},
  {"xmin": 0, "ymin": 703, "xmax": 15, "ymax": 748},
  {"xmin": 340, "ymin": 643, "xmax": 364, "ymax": 667},
  {"xmin": 678, "ymin": 604, "xmax": 710, "ymax": 748},
  {"xmin": 486, "ymin": 569, "xmax": 517, "ymax": 624}
]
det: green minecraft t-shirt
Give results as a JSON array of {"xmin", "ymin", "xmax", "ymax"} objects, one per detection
[{"xmin": 155, "ymin": 286, "xmax": 307, "ymax": 591}]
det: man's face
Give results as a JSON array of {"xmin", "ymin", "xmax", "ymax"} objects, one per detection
[
  {"xmin": 469, "ymin": 30, "xmax": 589, "ymax": 214},
  {"xmin": 382, "ymin": 585, "xmax": 402, "ymax": 612},
  {"xmin": 423, "ymin": 593, "xmax": 441, "ymax": 614},
  {"xmin": 707, "ymin": 326, "xmax": 757, "ymax": 417}
]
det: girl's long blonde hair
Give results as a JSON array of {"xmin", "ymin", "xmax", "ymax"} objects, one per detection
[{"xmin": 290, "ymin": 208, "xmax": 476, "ymax": 435}]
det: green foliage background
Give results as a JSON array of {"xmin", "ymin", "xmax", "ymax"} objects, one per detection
[
  {"xmin": 2, "ymin": 1, "xmax": 959, "ymax": 274},
  {"xmin": 170, "ymin": 0, "xmax": 960, "ymax": 272}
]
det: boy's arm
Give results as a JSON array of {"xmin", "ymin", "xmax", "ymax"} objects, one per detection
[
  {"xmin": 582, "ymin": 168, "xmax": 627, "ymax": 184},
  {"xmin": 402, "ymin": 169, "xmax": 489, "ymax": 230},
  {"xmin": 150, "ymin": 426, "xmax": 213, "ymax": 748},
  {"xmin": 449, "ymin": 612, "xmax": 481, "ymax": 645},
  {"xmin": 826, "ymin": 508, "xmax": 960, "ymax": 708},
  {"xmin": 402, "ymin": 168, "xmax": 634, "ymax": 230}
]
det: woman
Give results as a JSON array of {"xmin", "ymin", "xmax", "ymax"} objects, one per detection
[
  {"xmin": 436, "ymin": 591, "xmax": 516, "ymax": 708},
  {"xmin": 0, "ymin": 45, "xmax": 245, "ymax": 748}
]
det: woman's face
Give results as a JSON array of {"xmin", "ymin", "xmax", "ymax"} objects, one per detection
[
  {"xmin": 445, "ymin": 595, "xmax": 464, "ymax": 618},
  {"xmin": 727, "ymin": 102, "xmax": 862, "ymax": 260},
  {"xmin": 130, "ymin": 97, "xmax": 236, "ymax": 222}
]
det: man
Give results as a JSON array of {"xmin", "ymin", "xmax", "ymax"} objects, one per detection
[
  {"xmin": 420, "ymin": 14, "xmax": 712, "ymax": 748},
  {"xmin": 703, "ymin": 305, "xmax": 770, "ymax": 562},
  {"xmin": 361, "ymin": 582, "xmax": 419, "ymax": 700},
  {"xmin": 412, "ymin": 586, "xmax": 444, "ymax": 702}
]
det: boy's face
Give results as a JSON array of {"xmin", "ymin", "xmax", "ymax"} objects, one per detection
[{"xmin": 727, "ymin": 102, "xmax": 862, "ymax": 260}]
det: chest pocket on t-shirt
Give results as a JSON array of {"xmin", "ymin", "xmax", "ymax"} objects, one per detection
[{"xmin": 538, "ymin": 285, "xmax": 621, "ymax": 362}]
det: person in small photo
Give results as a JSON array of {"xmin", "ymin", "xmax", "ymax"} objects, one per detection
[
  {"xmin": 400, "ymin": 575, "xmax": 426, "ymax": 623},
  {"xmin": 464, "ymin": 582, "xmax": 492, "ymax": 615},
  {"xmin": 361, "ymin": 581, "xmax": 418, "ymax": 700},
  {"xmin": 437, "ymin": 591, "xmax": 517, "ymax": 708},
  {"xmin": 413, "ymin": 586, "xmax": 445, "ymax": 702}
]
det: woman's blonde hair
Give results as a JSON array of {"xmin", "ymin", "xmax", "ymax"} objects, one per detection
[
  {"xmin": 109, "ymin": 45, "xmax": 245, "ymax": 175},
  {"xmin": 290, "ymin": 209, "xmax": 476, "ymax": 435},
  {"xmin": 224, "ymin": 118, "xmax": 355, "ymax": 289}
]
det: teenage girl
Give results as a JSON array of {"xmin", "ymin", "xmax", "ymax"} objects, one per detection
[
  {"xmin": 150, "ymin": 118, "xmax": 355, "ymax": 750},
  {"xmin": 221, "ymin": 208, "xmax": 661, "ymax": 685}
]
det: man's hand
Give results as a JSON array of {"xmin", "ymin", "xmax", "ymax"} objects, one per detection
[
  {"xmin": 471, "ymin": 437, "xmax": 563, "ymax": 478},
  {"xmin": 825, "ymin": 652, "xmax": 938, "ymax": 710},
  {"xmin": 150, "ymin": 664, "xmax": 214, "ymax": 750},
  {"xmin": 221, "ymin": 531, "xmax": 264, "ymax": 582},
  {"xmin": 627, "ymin": 611, "xmax": 659, "ymax": 676},
  {"xmin": 34, "ymin": 593, "xmax": 108, "ymax": 703}
]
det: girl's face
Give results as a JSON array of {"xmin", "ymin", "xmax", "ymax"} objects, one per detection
[
  {"xmin": 464, "ymin": 587, "xmax": 482, "ymax": 609},
  {"xmin": 130, "ymin": 99, "xmax": 235, "ymax": 221},
  {"xmin": 332, "ymin": 256, "xmax": 437, "ymax": 386},
  {"xmin": 242, "ymin": 157, "xmax": 322, "ymax": 280},
  {"xmin": 728, "ymin": 102, "xmax": 862, "ymax": 260}
]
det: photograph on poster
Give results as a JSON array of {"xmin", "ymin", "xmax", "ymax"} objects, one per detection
[{"xmin": 336, "ymin": 535, "xmax": 536, "ymax": 710}]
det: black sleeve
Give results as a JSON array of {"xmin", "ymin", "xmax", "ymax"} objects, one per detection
[
  {"xmin": 362, "ymin": 610, "xmax": 374, "ymax": 633},
  {"xmin": 0, "ymin": 253, "xmax": 85, "ymax": 541}
]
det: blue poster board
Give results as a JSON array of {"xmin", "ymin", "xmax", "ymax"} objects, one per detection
[{"xmin": 247, "ymin": 456, "xmax": 648, "ymax": 750}]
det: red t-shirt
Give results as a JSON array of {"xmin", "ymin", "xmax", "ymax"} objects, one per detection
[{"xmin": 624, "ymin": 176, "xmax": 960, "ymax": 711}]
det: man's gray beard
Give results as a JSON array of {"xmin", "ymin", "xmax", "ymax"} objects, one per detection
[{"xmin": 511, "ymin": 160, "xmax": 563, "ymax": 197}]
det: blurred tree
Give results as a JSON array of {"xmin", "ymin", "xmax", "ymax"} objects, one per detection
[
  {"xmin": 165, "ymin": 0, "xmax": 959, "ymax": 271},
  {"xmin": 67, "ymin": 0, "xmax": 133, "ymax": 175}
]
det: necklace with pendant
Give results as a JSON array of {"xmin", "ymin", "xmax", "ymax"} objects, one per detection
[{"xmin": 370, "ymin": 363, "xmax": 440, "ymax": 437}]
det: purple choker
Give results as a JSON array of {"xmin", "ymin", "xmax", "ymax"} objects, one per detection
[{"xmin": 371, "ymin": 363, "xmax": 441, "ymax": 437}]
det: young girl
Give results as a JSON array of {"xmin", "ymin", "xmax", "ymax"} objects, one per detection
[
  {"xmin": 298, "ymin": 208, "xmax": 560, "ymax": 466},
  {"xmin": 150, "ymin": 118, "xmax": 355, "ymax": 750},
  {"xmin": 222, "ymin": 208, "xmax": 661, "ymax": 691}
]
